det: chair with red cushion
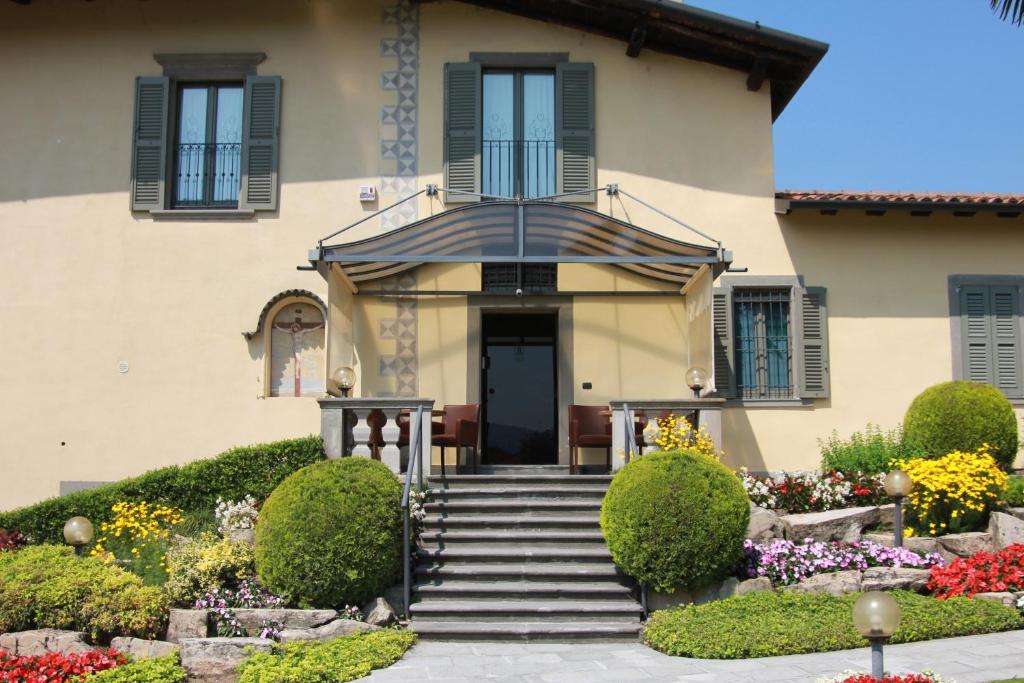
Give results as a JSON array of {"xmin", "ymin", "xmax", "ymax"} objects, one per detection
[
  {"xmin": 434, "ymin": 404, "xmax": 480, "ymax": 476},
  {"xmin": 568, "ymin": 405, "xmax": 612, "ymax": 475}
]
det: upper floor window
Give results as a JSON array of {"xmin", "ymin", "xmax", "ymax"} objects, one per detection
[
  {"xmin": 174, "ymin": 83, "xmax": 243, "ymax": 208},
  {"xmin": 130, "ymin": 54, "xmax": 280, "ymax": 215},
  {"xmin": 482, "ymin": 70, "xmax": 555, "ymax": 198},
  {"xmin": 444, "ymin": 61, "xmax": 595, "ymax": 204}
]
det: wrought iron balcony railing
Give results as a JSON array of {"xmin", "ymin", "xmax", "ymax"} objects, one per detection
[
  {"xmin": 483, "ymin": 139, "xmax": 555, "ymax": 199},
  {"xmin": 173, "ymin": 142, "xmax": 242, "ymax": 208}
]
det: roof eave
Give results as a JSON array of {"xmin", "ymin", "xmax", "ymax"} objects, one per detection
[{"xmin": 777, "ymin": 198, "xmax": 1024, "ymax": 217}]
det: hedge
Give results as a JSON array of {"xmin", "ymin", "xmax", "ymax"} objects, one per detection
[
  {"xmin": 87, "ymin": 654, "xmax": 186, "ymax": 682},
  {"xmin": 0, "ymin": 436, "xmax": 323, "ymax": 544},
  {"xmin": 0, "ymin": 545, "xmax": 168, "ymax": 642},
  {"xmin": 644, "ymin": 590, "xmax": 1023, "ymax": 658},
  {"xmin": 255, "ymin": 458, "xmax": 403, "ymax": 608},
  {"xmin": 236, "ymin": 629, "xmax": 416, "ymax": 683},
  {"xmin": 601, "ymin": 450, "xmax": 749, "ymax": 592}
]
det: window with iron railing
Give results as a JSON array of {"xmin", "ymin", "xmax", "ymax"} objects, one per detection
[
  {"xmin": 482, "ymin": 70, "xmax": 555, "ymax": 198},
  {"xmin": 734, "ymin": 289, "xmax": 793, "ymax": 399},
  {"xmin": 173, "ymin": 83, "xmax": 243, "ymax": 208}
]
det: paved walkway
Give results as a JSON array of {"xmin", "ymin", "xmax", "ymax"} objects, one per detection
[{"xmin": 357, "ymin": 631, "xmax": 1024, "ymax": 683}]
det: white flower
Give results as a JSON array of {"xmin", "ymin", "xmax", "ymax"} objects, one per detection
[{"xmin": 215, "ymin": 495, "xmax": 259, "ymax": 535}]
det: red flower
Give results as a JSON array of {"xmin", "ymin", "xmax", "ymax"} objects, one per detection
[
  {"xmin": 0, "ymin": 649, "xmax": 126, "ymax": 682},
  {"xmin": 929, "ymin": 543, "xmax": 1024, "ymax": 598}
]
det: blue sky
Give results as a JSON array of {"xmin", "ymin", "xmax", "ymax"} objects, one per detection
[{"xmin": 690, "ymin": 1, "xmax": 1024, "ymax": 193}]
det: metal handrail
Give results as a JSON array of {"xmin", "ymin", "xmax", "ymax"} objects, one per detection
[
  {"xmin": 623, "ymin": 402, "xmax": 640, "ymax": 465},
  {"xmin": 401, "ymin": 405, "xmax": 425, "ymax": 620}
]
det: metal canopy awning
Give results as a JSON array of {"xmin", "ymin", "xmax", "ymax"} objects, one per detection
[{"xmin": 309, "ymin": 189, "xmax": 731, "ymax": 287}]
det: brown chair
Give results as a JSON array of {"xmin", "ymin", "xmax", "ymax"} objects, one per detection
[
  {"xmin": 433, "ymin": 404, "xmax": 480, "ymax": 476},
  {"xmin": 568, "ymin": 405, "xmax": 612, "ymax": 475}
]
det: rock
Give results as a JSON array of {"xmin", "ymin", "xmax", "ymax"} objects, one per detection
[
  {"xmin": 167, "ymin": 609, "xmax": 210, "ymax": 643},
  {"xmin": 878, "ymin": 503, "xmax": 895, "ymax": 528},
  {"xmin": 861, "ymin": 567, "xmax": 932, "ymax": 593},
  {"xmin": 747, "ymin": 503, "xmax": 785, "ymax": 543},
  {"xmin": 936, "ymin": 532, "xmax": 993, "ymax": 558},
  {"xmin": 383, "ymin": 584, "xmax": 405, "ymax": 614},
  {"xmin": 109, "ymin": 637, "xmax": 179, "ymax": 660},
  {"xmin": 310, "ymin": 618, "xmax": 378, "ymax": 642},
  {"xmin": 180, "ymin": 637, "xmax": 273, "ymax": 682},
  {"xmin": 782, "ymin": 507, "xmax": 880, "ymax": 543},
  {"xmin": 735, "ymin": 577, "xmax": 773, "ymax": 597},
  {"xmin": 988, "ymin": 512, "xmax": 1024, "ymax": 550},
  {"xmin": 225, "ymin": 528, "xmax": 256, "ymax": 546},
  {"xmin": 783, "ymin": 570, "xmax": 863, "ymax": 596},
  {"xmin": 231, "ymin": 609, "xmax": 337, "ymax": 635},
  {"xmin": 362, "ymin": 598, "xmax": 397, "ymax": 627},
  {"xmin": 277, "ymin": 628, "xmax": 317, "ymax": 643},
  {"xmin": 973, "ymin": 592, "xmax": 1016, "ymax": 608},
  {"xmin": 0, "ymin": 630, "xmax": 92, "ymax": 656},
  {"xmin": 1009, "ymin": 507, "xmax": 1024, "ymax": 522}
]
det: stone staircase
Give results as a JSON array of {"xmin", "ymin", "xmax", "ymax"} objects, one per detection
[{"xmin": 408, "ymin": 465, "xmax": 644, "ymax": 641}]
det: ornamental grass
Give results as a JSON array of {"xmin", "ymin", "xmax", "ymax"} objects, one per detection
[{"xmin": 893, "ymin": 447, "xmax": 1008, "ymax": 537}]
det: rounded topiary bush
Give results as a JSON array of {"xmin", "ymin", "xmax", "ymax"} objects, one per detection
[
  {"xmin": 255, "ymin": 458, "xmax": 403, "ymax": 608},
  {"xmin": 600, "ymin": 450, "xmax": 750, "ymax": 592},
  {"xmin": 903, "ymin": 380, "xmax": 1019, "ymax": 469}
]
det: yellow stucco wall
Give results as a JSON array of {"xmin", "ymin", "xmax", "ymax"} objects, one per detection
[{"xmin": 1, "ymin": 0, "xmax": 1020, "ymax": 508}]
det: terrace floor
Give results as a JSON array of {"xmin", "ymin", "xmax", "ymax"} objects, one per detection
[{"xmin": 356, "ymin": 630, "xmax": 1024, "ymax": 682}]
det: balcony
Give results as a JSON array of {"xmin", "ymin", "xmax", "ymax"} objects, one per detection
[
  {"xmin": 482, "ymin": 139, "xmax": 555, "ymax": 199},
  {"xmin": 173, "ymin": 142, "xmax": 242, "ymax": 208}
]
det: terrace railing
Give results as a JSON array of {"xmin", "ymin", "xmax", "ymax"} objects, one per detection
[
  {"xmin": 482, "ymin": 139, "xmax": 555, "ymax": 199},
  {"xmin": 173, "ymin": 142, "xmax": 241, "ymax": 208},
  {"xmin": 401, "ymin": 405, "xmax": 425, "ymax": 620},
  {"xmin": 610, "ymin": 399, "xmax": 725, "ymax": 471}
]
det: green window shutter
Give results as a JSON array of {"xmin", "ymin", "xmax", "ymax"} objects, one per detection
[
  {"xmin": 130, "ymin": 76, "xmax": 169, "ymax": 211},
  {"xmin": 555, "ymin": 62, "xmax": 595, "ymax": 203},
  {"xmin": 240, "ymin": 75, "xmax": 282, "ymax": 211},
  {"xmin": 712, "ymin": 288, "xmax": 735, "ymax": 398},
  {"xmin": 798, "ymin": 286, "xmax": 831, "ymax": 398},
  {"xmin": 443, "ymin": 62, "xmax": 481, "ymax": 204},
  {"xmin": 961, "ymin": 285, "xmax": 993, "ymax": 384},
  {"xmin": 990, "ymin": 285, "xmax": 1022, "ymax": 398}
]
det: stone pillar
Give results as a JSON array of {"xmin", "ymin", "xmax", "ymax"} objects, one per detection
[{"xmin": 698, "ymin": 408, "xmax": 723, "ymax": 456}]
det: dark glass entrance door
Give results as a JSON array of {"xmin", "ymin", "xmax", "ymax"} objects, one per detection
[{"xmin": 481, "ymin": 313, "xmax": 558, "ymax": 464}]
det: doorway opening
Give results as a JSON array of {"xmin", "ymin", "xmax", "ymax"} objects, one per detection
[{"xmin": 481, "ymin": 312, "xmax": 558, "ymax": 465}]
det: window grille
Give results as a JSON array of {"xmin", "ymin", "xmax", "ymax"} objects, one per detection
[
  {"xmin": 482, "ymin": 263, "xmax": 557, "ymax": 293},
  {"xmin": 733, "ymin": 289, "xmax": 792, "ymax": 399}
]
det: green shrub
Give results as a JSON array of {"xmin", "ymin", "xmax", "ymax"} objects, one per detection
[
  {"xmin": 237, "ymin": 629, "xmax": 416, "ymax": 683},
  {"xmin": 0, "ymin": 436, "xmax": 323, "ymax": 544},
  {"xmin": 86, "ymin": 654, "xmax": 187, "ymax": 682},
  {"xmin": 600, "ymin": 450, "xmax": 749, "ymax": 592},
  {"xmin": 1006, "ymin": 476, "xmax": 1024, "ymax": 507},
  {"xmin": 644, "ymin": 590, "xmax": 1023, "ymax": 658},
  {"xmin": 255, "ymin": 459, "xmax": 403, "ymax": 608},
  {"xmin": 903, "ymin": 381, "xmax": 1019, "ymax": 469},
  {"xmin": 819, "ymin": 423, "xmax": 922, "ymax": 474},
  {"xmin": 164, "ymin": 532, "xmax": 255, "ymax": 606},
  {"xmin": 0, "ymin": 545, "xmax": 167, "ymax": 642}
]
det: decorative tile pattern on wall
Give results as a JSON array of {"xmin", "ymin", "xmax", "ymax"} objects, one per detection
[{"xmin": 378, "ymin": 0, "xmax": 419, "ymax": 397}]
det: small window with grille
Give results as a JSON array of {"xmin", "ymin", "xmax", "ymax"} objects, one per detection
[
  {"xmin": 733, "ymin": 288, "xmax": 793, "ymax": 399},
  {"xmin": 482, "ymin": 263, "xmax": 557, "ymax": 293}
]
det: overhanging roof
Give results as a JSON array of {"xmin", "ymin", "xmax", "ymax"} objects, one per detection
[
  {"xmin": 428, "ymin": 0, "xmax": 829, "ymax": 120},
  {"xmin": 776, "ymin": 190, "xmax": 1024, "ymax": 217},
  {"xmin": 310, "ymin": 200, "xmax": 730, "ymax": 286}
]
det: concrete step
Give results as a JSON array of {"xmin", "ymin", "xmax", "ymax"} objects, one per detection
[
  {"xmin": 419, "ymin": 530, "xmax": 607, "ymax": 546},
  {"xmin": 413, "ymin": 580, "xmax": 635, "ymax": 601},
  {"xmin": 417, "ymin": 544, "xmax": 613, "ymax": 563},
  {"xmin": 429, "ymin": 475, "xmax": 612, "ymax": 488},
  {"xmin": 422, "ymin": 513, "xmax": 601, "ymax": 530},
  {"xmin": 474, "ymin": 465, "xmax": 571, "ymax": 475},
  {"xmin": 415, "ymin": 562, "xmax": 625, "ymax": 583},
  {"xmin": 424, "ymin": 500, "xmax": 603, "ymax": 514},
  {"xmin": 428, "ymin": 487, "xmax": 608, "ymax": 501},
  {"xmin": 410, "ymin": 599, "xmax": 642, "ymax": 623},
  {"xmin": 410, "ymin": 620, "xmax": 642, "ymax": 642}
]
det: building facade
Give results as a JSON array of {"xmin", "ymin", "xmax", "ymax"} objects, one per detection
[{"xmin": 2, "ymin": 0, "xmax": 1021, "ymax": 509}]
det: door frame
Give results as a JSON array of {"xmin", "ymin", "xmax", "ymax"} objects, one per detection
[{"xmin": 467, "ymin": 296, "xmax": 574, "ymax": 467}]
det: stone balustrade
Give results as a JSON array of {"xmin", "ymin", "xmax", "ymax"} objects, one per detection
[
  {"xmin": 609, "ymin": 399, "xmax": 724, "ymax": 471},
  {"xmin": 318, "ymin": 397, "xmax": 434, "ymax": 474}
]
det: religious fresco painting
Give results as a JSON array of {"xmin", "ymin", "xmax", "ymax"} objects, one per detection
[{"xmin": 269, "ymin": 303, "xmax": 326, "ymax": 398}]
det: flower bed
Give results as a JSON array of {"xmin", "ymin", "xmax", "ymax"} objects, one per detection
[
  {"xmin": 740, "ymin": 469, "xmax": 886, "ymax": 513},
  {"xmin": 928, "ymin": 543, "xmax": 1024, "ymax": 598},
  {"xmin": 817, "ymin": 673, "xmax": 952, "ymax": 683},
  {"xmin": 0, "ymin": 649, "xmax": 125, "ymax": 682},
  {"xmin": 742, "ymin": 539, "xmax": 943, "ymax": 586},
  {"xmin": 195, "ymin": 581, "xmax": 286, "ymax": 639}
]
